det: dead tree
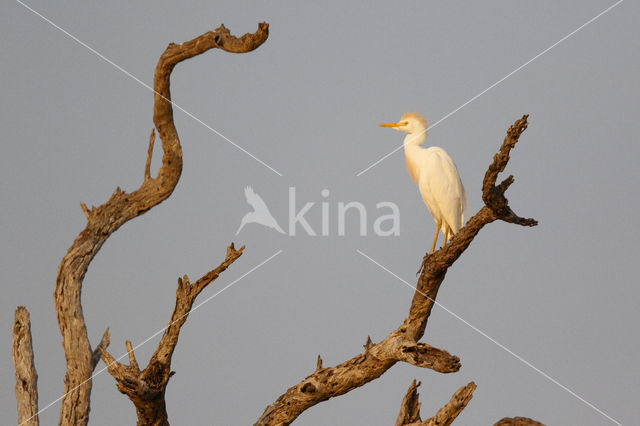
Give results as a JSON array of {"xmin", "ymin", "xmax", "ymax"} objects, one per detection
[
  {"xmin": 12, "ymin": 23, "xmax": 268, "ymax": 426},
  {"xmin": 12, "ymin": 20, "xmax": 545, "ymax": 425},
  {"xmin": 13, "ymin": 307, "xmax": 39, "ymax": 426},
  {"xmin": 254, "ymin": 115, "xmax": 542, "ymax": 426}
]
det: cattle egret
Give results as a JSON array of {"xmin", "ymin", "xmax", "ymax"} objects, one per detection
[{"xmin": 380, "ymin": 112, "xmax": 468, "ymax": 253}]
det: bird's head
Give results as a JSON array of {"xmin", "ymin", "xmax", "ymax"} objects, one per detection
[{"xmin": 379, "ymin": 112, "xmax": 427, "ymax": 134}]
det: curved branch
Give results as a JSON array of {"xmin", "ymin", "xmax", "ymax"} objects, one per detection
[
  {"xmin": 255, "ymin": 116, "xmax": 537, "ymax": 425},
  {"xmin": 54, "ymin": 22, "xmax": 268, "ymax": 426},
  {"xmin": 100, "ymin": 243, "xmax": 244, "ymax": 425},
  {"xmin": 12, "ymin": 306, "xmax": 39, "ymax": 426}
]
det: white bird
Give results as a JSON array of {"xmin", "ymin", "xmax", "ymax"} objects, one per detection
[
  {"xmin": 380, "ymin": 112, "xmax": 468, "ymax": 253},
  {"xmin": 236, "ymin": 186, "xmax": 285, "ymax": 235}
]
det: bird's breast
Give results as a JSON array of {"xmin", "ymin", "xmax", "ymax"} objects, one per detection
[{"xmin": 405, "ymin": 151, "xmax": 421, "ymax": 183}]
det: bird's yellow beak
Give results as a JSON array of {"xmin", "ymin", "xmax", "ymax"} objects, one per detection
[{"xmin": 379, "ymin": 121, "xmax": 408, "ymax": 128}]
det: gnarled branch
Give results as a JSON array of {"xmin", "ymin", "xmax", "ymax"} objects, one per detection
[
  {"xmin": 395, "ymin": 380, "xmax": 476, "ymax": 426},
  {"xmin": 12, "ymin": 306, "xmax": 39, "ymax": 426},
  {"xmin": 91, "ymin": 328, "xmax": 111, "ymax": 371},
  {"xmin": 54, "ymin": 22, "xmax": 268, "ymax": 425},
  {"xmin": 100, "ymin": 243, "xmax": 244, "ymax": 425},
  {"xmin": 395, "ymin": 380, "xmax": 422, "ymax": 426},
  {"xmin": 255, "ymin": 116, "xmax": 537, "ymax": 426},
  {"xmin": 423, "ymin": 382, "xmax": 476, "ymax": 426},
  {"xmin": 494, "ymin": 417, "xmax": 546, "ymax": 426}
]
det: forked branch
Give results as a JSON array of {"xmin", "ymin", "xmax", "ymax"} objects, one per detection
[
  {"xmin": 396, "ymin": 380, "xmax": 476, "ymax": 426},
  {"xmin": 423, "ymin": 382, "xmax": 476, "ymax": 426},
  {"xmin": 255, "ymin": 116, "xmax": 537, "ymax": 426},
  {"xmin": 53, "ymin": 22, "xmax": 268, "ymax": 426},
  {"xmin": 12, "ymin": 307, "xmax": 39, "ymax": 426}
]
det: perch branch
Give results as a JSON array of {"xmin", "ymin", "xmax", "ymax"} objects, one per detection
[
  {"xmin": 12, "ymin": 306, "xmax": 39, "ymax": 426},
  {"xmin": 255, "ymin": 116, "xmax": 537, "ymax": 425},
  {"xmin": 54, "ymin": 22, "xmax": 267, "ymax": 426}
]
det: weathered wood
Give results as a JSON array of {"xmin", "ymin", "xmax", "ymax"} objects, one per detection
[
  {"xmin": 396, "ymin": 380, "xmax": 476, "ymax": 426},
  {"xmin": 395, "ymin": 380, "xmax": 422, "ymax": 426},
  {"xmin": 255, "ymin": 116, "xmax": 537, "ymax": 426},
  {"xmin": 12, "ymin": 307, "xmax": 39, "ymax": 426},
  {"xmin": 422, "ymin": 382, "xmax": 476, "ymax": 426},
  {"xmin": 494, "ymin": 417, "xmax": 546, "ymax": 426},
  {"xmin": 100, "ymin": 243, "xmax": 244, "ymax": 425},
  {"xmin": 54, "ymin": 22, "xmax": 268, "ymax": 426}
]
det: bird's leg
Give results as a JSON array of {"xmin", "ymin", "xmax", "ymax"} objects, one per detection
[
  {"xmin": 444, "ymin": 228, "xmax": 450, "ymax": 249},
  {"xmin": 420, "ymin": 224, "xmax": 440, "ymax": 276},
  {"xmin": 430, "ymin": 225, "xmax": 440, "ymax": 254}
]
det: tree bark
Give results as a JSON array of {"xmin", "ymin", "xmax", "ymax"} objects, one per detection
[
  {"xmin": 53, "ymin": 21, "xmax": 268, "ymax": 426},
  {"xmin": 422, "ymin": 382, "xmax": 476, "ymax": 426},
  {"xmin": 100, "ymin": 243, "xmax": 244, "ymax": 425},
  {"xmin": 395, "ymin": 380, "xmax": 423, "ymax": 426},
  {"xmin": 13, "ymin": 306, "xmax": 39, "ymax": 426},
  {"xmin": 91, "ymin": 22, "xmax": 265, "ymax": 426},
  {"xmin": 255, "ymin": 116, "xmax": 537, "ymax": 426},
  {"xmin": 494, "ymin": 417, "xmax": 545, "ymax": 426}
]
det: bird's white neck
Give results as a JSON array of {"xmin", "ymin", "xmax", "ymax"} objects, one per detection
[
  {"xmin": 403, "ymin": 129, "xmax": 427, "ymax": 183},
  {"xmin": 403, "ymin": 129, "xmax": 427, "ymax": 148}
]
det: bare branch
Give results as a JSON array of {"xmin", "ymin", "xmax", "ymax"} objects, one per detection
[
  {"xmin": 396, "ymin": 381, "xmax": 476, "ymax": 426},
  {"xmin": 144, "ymin": 129, "xmax": 155, "ymax": 181},
  {"xmin": 255, "ymin": 116, "xmax": 537, "ymax": 425},
  {"xmin": 80, "ymin": 202, "xmax": 91, "ymax": 220},
  {"xmin": 494, "ymin": 417, "xmax": 546, "ymax": 426},
  {"xmin": 152, "ymin": 243, "xmax": 244, "ymax": 367},
  {"xmin": 364, "ymin": 335, "xmax": 374, "ymax": 352},
  {"xmin": 90, "ymin": 328, "xmax": 111, "ymax": 370},
  {"xmin": 481, "ymin": 115, "xmax": 537, "ymax": 227},
  {"xmin": 100, "ymin": 243, "xmax": 244, "ymax": 424},
  {"xmin": 423, "ymin": 382, "xmax": 476, "ymax": 426},
  {"xmin": 54, "ymin": 22, "xmax": 267, "ymax": 425},
  {"xmin": 395, "ymin": 380, "xmax": 422, "ymax": 426},
  {"xmin": 13, "ymin": 306, "xmax": 39, "ymax": 426},
  {"xmin": 125, "ymin": 340, "xmax": 139, "ymax": 371},
  {"xmin": 396, "ymin": 342, "xmax": 460, "ymax": 374}
]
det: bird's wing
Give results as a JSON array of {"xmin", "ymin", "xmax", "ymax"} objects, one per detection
[
  {"xmin": 460, "ymin": 178, "xmax": 469, "ymax": 223},
  {"xmin": 244, "ymin": 186, "xmax": 270, "ymax": 212},
  {"xmin": 424, "ymin": 147, "xmax": 466, "ymax": 233}
]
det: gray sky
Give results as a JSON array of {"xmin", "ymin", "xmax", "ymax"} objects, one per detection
[{"xmin": 2, "ymin": 1, "xmax": 639, "ymax": 425}]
